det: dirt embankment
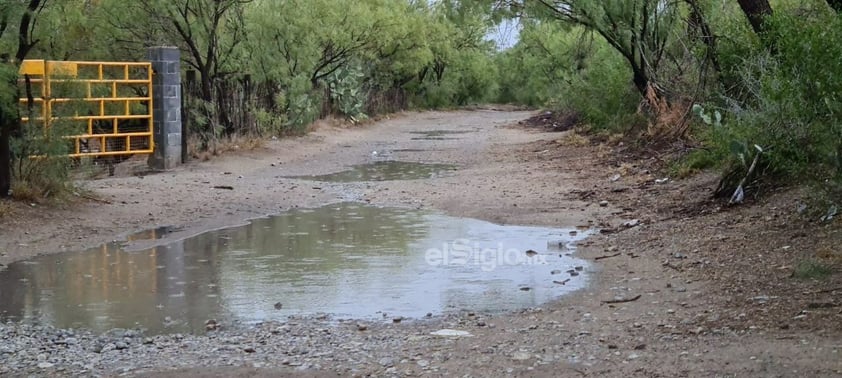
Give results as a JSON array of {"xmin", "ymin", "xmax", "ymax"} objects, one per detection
[{"xmin": 0, "ymin": 110, "xmax": 840, "ymax": 377}]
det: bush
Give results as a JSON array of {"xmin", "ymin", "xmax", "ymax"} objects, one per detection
[
  {"xmin": 551, "ymin": 44, "xmax": 641, "ymax": 133},
  {"xmin": 10, "ymin": 122, "xmax": 74, "ymax": 200},
  {"xmin": 703, "ymin": 11, "xmax": 842, "ymax": 200},
  {"xmin": 495, "ymin": 24, "xmax": 641, "ymax": 133}
]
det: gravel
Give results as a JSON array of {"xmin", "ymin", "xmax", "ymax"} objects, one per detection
[{"xmin": 0, "ymin": 311, "xmax": 514, "ymax": 376}]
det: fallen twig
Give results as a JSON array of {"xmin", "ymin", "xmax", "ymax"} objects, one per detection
[
  {"xmin": 594, "ymin": 252, "xmax": 622, "ymax": 261},
  {"xmin": 804, "ymin": 287, "xmax": 842, "ymax": 295},
  {"xmin": 601, "ymin": 295, "xmax": 642, "ymax": 304},
  {"xmin": 78, "ymin": 193, "xmax": 112, "ymax": 204},
  {"xmin": 553, "ymin": 279, "xmax": 571, "ymax": 285},
  {"xmin": 662, "ymin": 262, "xmax": 683, "ymax": 272},
  {"xmin": 213, "ymin": 185, "xmax": 234, "ymax": 190}
]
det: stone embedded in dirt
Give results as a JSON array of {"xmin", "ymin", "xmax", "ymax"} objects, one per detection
[
  {"xmin": 690, "ymin": 327, "xmax": 705, "ymax": 335},
  {"xmin": 575, "ymin": 266, "xmax": 584, "ymax": 271},
  {"xmin": 37, "ymin": 362, "xmax": 54, "ymax": 369},
  {"xmin": 525, "ymin": 250, "xmax": 538, "ymax": 257},
  {"xmin": 551, "ymin": 270, "xmax": 562, "ymax": 275},
  {"xmin": 205, "ymin": 319, "xmax": 219, "ymax": 331},
  {"xmin": 417, "ymin": 359, "xmax": 430, "ymax": 368},
  {"xmin": 622, "ymin": 219, "xmax": 641, "ymax": 228},
  {"xmin": 430, "ymin": 329, "xmax": 472, "ymax": 337},
  {"xmin": 512, "ymin": 351, "xmax": 531, "ymax": 361},
  {"xmin": 356, "ymin": 323, "xmax": 368, "ymax": 331},
  {"xmin": 274, "ymin": 302, "xmax": 283, "ymax": 310},
  {"xmin": 519, "ymin": 287, "xmax": 532, "ymax": 291},
  {"xmin": 599, "ymin": 201, "xmax": 609, "ymax": 207},
  {"xmin": 392, "ymin": 317, "xmax": 403, "ymax": 323},
  {"xmin": 243, "ymin": 347, "xmax": 256, "ymax": 353}
]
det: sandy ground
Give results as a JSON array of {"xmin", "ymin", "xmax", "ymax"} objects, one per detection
[{"xmin": 1, "ymin": 109, "xmax": 841, "ymax": 377}]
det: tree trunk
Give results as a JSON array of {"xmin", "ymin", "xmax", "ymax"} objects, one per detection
[
  {"xmin": 0, "ymin": 79, "xmax": 19, "ymax": 198},
  {"xmin": 828, "ymin": 0, "xmax": 842, "ymax": 13},
  {"xmin": 0, "ymin": 0, "xmax": 43, "ymax": 198},
  {"xmin": 200, "ymin": 68, "xmax": 214, "ymax": 103},
  {"xmin": 737, "ymin": 0, "xmax": 773, "ymax": 35},
  {"xmin": 685, "ymin": 0, "xmax": 722, "ymax": 75},
  {"xmin": 0, "ymin": 118, "xmax": 11, "ymax": 198},
  {"xmin": 632, "ymin": 68, "xmax": 649, "ymax": 97}
]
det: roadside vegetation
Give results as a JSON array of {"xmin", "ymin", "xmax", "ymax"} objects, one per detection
[{"xmin": 1, "ymin": 0, "xmax": 841, "ymax": 214}]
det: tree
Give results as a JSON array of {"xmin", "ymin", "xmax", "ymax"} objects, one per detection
[
  {"xmin": 533, "ymin": 0, "xmax": 679, "ymax": 96},
  {"xmin": 0, "ymin": 0, "xmax": 45, "ymax": 198},
  {"xmin": 102, "ymin": 0, "xmax": 251, "ymax": 103},
  {"xmin": 736, "ymin": 0, "xmax": 773, "ymax": 35}
]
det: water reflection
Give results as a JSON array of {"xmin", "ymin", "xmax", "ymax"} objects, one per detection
[{"xmin": 0, "ymin": 203, "xmax": 589, "ymax": 335}]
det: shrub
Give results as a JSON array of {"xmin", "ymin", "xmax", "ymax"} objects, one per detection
[
  {"xmin": 704, "ymin": 11, "xmax": 842, "ymax": 201},
  {"xmin": 552, "ymin": 45, "xmax": 641, "ymax": 133}
]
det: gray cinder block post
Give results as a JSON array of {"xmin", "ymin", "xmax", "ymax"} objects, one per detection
[{"xmin": 147, "ymin": 46, "xmax": 182, "ymax": 170}]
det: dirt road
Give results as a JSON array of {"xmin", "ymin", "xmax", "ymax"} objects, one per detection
[{"xmin": 1, "ymin": 110, "xmax": 840, "ymax": 377}]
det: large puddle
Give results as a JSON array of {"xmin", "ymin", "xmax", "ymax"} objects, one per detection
[
  {"xmin": 290, "ymin": 161, "xmax": 456, "ymax": 182},
  {"xmin": 0, "ymin": 203, "xmax": 589, "ymax": 335}
]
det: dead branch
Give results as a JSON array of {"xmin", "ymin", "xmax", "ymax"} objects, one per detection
[
  {"xmin": 594, "ymin": 252, "xmax": 622, "ymax": 261},
  {"xmin": 601, "ymin": 295, "xmax": 642, "ymax": 304}
]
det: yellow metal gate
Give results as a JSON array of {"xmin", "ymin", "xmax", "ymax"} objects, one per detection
[{"xmin": 18, "ymin": 60, "xmax": 154, "ymax": 158}]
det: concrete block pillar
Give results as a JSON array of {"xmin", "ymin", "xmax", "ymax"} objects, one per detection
[{"xmin": 147, "ymin": 46, "xmax": 182, "ymax": 170}]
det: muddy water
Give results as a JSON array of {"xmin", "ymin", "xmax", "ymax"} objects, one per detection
[
  {"xmin": 0, "ymin": 203, "xmax": 589, "ymax": 335},
  {"xmin": 291, "ymin": 161, "xmax": 456, "ymax": 182}
]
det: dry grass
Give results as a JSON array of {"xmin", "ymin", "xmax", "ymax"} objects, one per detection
[
  {"xmin": 309, "ymin": 116, "xmax": 352, "ymax": 131},
  {"xmin": 643, "ymin": 83, "xmax": 693, "ymax": 140},
  {"xmin": 189, "ymin": 133, "xmax": 266, "ymax": 161},
  {"xmin": 10, "ymin": 182, "xmax": 41, "ymax": 202},
  {"xmin": 554, "ymin": 130, "xmax": 590, "ymax": 147},
  {"xmin": 0, "ymin": 200, "xmax": 12, "ymax": 219}
]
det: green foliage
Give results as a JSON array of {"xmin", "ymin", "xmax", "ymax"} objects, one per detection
[
  {"xmin": 327, "ymin": 65, "xmax": 368, "ymax": 122},
  {"xmin": 253, "ymin": 94, "xmax": 288, "ymax": 137},
  {"xmin": 10, "ymin": 115, "xmax": 75, "ymax": 200},
  {"xmin": 419, "ymin": 48, "xmax": 499, "ymax": 108},
  {"xmin": 551, "ymin": 45, "xmax": 640, "ymax": 132},
  {"xmin": 670, "ymin": 149, "xmax": 719, "ymax": 178},
  {"xmin": 692, "ymin": 104, "xmax": 722, "ymax": 128},
  {"xmin": 497, "ymin": 22, "xmax": 640, "ymax": 131},
  {"xmin": 698, "ymin": 10, "xmax": 842, "ymax": 201}
]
